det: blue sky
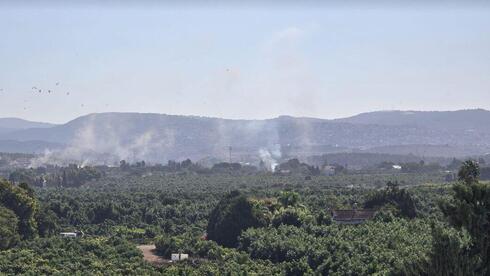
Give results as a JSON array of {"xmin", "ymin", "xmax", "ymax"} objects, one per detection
[{"xmin": 0, "ymin": 2, "xmax": 489, "ymax": 123}]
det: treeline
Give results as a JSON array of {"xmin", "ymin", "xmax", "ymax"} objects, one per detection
[
  {"xmin": 7, "ymin": 158, "xmax": 327, "ymax": 188},
  {"xmin": 9, "ymin": 164, "xmax": 102, "ymax": 188}
]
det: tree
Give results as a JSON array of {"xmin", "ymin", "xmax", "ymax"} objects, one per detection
[
  {"xmin": 207, "ymin": 191, "xmax": 267, "ymax": 248},
  {"xmin": 402, "ymin": 223, "xmax": 475, "ymax": 276},
  {"xmin": 364, "ymin": 181, "xmax": 417, "ymax": 219},
  {"xmin": 458, "ymin": 160, "xmax": 480, "ymax": 185},
  {"xmin": 0, "ymin": 206, "xmax": 20, "ymax": 250},
  {"xmin": 8, "ymin": 170, "xmax": 36, "ymax": 186},
  {"xmin": 88, "ymin": 202, "xmax": 120, "ymax": 224},
  {"xmin": 0, "ymin": 179, "xmax": 38, "ymax": 239},
  {"xmin": 283, "ymin": 257, "xmax": 313, "ymax": 276},
  {"xmin": 272, "ymin": 208, "xmax": 303, "ymax": 227},
  {"xmin": 36, "ymin": 208, "xmax": 59, "ymax": 237},
  {"xmin": 425, "ymin": 224, "xmax": 475, "ymax": 276},
  {"xmin": 440, "ymin": 160, "xmax": 490, "ymax": 274},
  {"xmin": 155, "ymin": 234, "xmax": 183, "ymax": 258},
  {"xmin": 278, "ymin": 191, "xmax": 300, "ymax": 208}
]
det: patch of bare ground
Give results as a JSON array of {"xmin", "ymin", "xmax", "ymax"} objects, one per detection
[
  {"xmin": 137, "ymin": 245, "xmax": 171, "ymax": 266},
  {"xmin": 137, "ymin": 244, "xmax": 208, "ymax": 267}
]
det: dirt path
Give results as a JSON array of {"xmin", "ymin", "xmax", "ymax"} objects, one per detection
[{"xmin": 137, "ymin": 245, "xmax": 170, "ymax": 266}]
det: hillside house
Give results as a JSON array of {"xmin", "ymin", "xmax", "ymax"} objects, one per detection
[{"xmin": 331, "ymin": 209, "xmax": 377, "ymax": 225}]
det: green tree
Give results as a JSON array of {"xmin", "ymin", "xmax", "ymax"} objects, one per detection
[
  {"xmin": 458, "ymin": 160, "xmax": 480, "ymax": 185},
  {"xmin": 278, "ymin": 191, "xmax": 300, "ymax": 208},
  {"xmin": 440, "ymin": 160, "xmax": 490, "ymax": 274},
  {"xmin": 364, "ymin": 181, "xmax": 417, "ymax": 218},
  {"xmin": 272, "ymin": 208, "xmax": 303, "ymax": 227},
  {"xmin": 426, "ymin": 224, "xmax": 475, "ymax": 276},
  {"xmin": 155, "ymin": 234, "xmax": 182, "ymax": 258},
  {"xmin": 207, "ymin": 191, "xmax": 267, "ymax": 248},
  {"xmin": 36, "ymin": 208, "xmax": 60, "ymax": 237},
  {"xmin": 0, "ymin": 206, "xmax": 20, "ymax": 250},
  {"xmin": 0, "ymin": 179, "xmax": 38, "ymax": 239}
]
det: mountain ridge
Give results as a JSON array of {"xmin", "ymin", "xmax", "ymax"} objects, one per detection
[
  {"xmin": 0, "ymin": 117, "xmax": 56, "ymax": 132},
  {"xmin": 3, "ymin": 108, "xmax": 488, "ymax": 127},
  {"xmin": 1, "ymin": 109, "xmax": 489, "ymax": 163},
  {"xmin": 336, "ymin": 109, "xmax": 490, "ymax": 132}
]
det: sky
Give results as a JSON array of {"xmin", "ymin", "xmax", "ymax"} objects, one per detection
[{"xmin": 0, "ymin": 1, "xmax": 489, "ymax": 124}]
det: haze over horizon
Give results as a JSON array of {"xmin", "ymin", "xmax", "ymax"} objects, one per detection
[{"xmin": 1, "ymin": 1, "xmax": 489, "ymax": 124}]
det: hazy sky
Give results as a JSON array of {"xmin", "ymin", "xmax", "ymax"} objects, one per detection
[{"xmin": 0, "ymin": 1, "xmax": 489, "ymax": 124}]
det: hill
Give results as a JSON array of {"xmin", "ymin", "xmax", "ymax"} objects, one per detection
[
  {"xmin": 0, "ymin": 118, "xmax": 55, "ymax": 130},
  {"xmin": 0, "ymin": 140, "xmax": 64, "ymax": 154},
  {"xmin": 0, "ymin": 110, "xmax": 489, "ymax": 164},
  {"xmin": 336, "ymin": 109, "xmax": 490, "ymax": 132}
]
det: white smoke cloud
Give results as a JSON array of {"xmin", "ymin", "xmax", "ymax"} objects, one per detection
[
  {"xmin": 259, "ymin": 144, "xmax": 282, "ymax": 172},
  {"xmin": 30, "ymin": 115, "xmax": 176, "ymax": 167}
]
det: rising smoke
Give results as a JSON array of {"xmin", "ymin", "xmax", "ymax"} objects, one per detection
[{"xmin": 30, "ymin": 114, "xmax": 177, "ymax": 167}]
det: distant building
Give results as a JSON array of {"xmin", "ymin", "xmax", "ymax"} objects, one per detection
[
  {"xmin": 60, "ymin": 232, "xmax": 77, "ymax": 238},
  {"xmin": 60, "ymin": 230, "xmax": 84, "ymax": 238},
  {"xmin": 392, "ymin": 165, "xmax": 402, "ymax": 170},
  {"xmin": 331, "ymin": 209, "xmax": 377, "ymax": 225},
  {"xmin": 171, "ymin": 253, "xmax": 189, "ymax": 261}
]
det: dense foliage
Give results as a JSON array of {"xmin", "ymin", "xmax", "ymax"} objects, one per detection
[
  {"xmin": 0, "ymin": 179, "xmax": 38, "ymax": 239},
  {"xmin": 1, "ymin": 159, "xmax": 487, "ymax": 275},
  {"xmin": 0, "ymin": 237, "xmax": 155, "ymax": 275},
  {"xmin": 207, "ymin": 191, "xmax": 268, "ymax": 247},
  {"xmin": 364, "ymin": 181, "xmax": 418, "ymax": 218},
  {"xmin": 239, "ymin": 219, "xmax": 431, "ymax": 274},
  {"xmin": 0, "ymin": 206, "xmax": 20, "ymax": 250}
]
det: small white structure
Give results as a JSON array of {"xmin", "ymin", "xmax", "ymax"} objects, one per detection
[
  {"xmin": 60, "ymin": 232, "xmax": 77, "ymax": 238},
  {"xmin": 392, "ymin": 165, "xmax": 402, "ymax": 170},
  {"xmin": 171, "ymin": 253, "xmax": 189, "ymax": 261}
]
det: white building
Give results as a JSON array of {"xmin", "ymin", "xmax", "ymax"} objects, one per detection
[
  {"xmin": 171, "ymin": 253, "xmax": 189, "ymax": 261},
  {"xmin": 60, "ymin": 232, "xmax": 77, "ymax": 238}
]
